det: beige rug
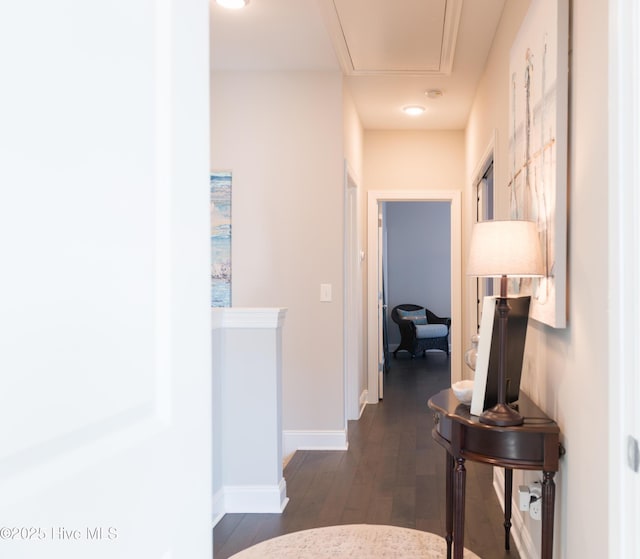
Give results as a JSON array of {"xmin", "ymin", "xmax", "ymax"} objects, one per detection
[{"xmin": 230, "ymin": 524, "xmax": 481, "ymax": 558}]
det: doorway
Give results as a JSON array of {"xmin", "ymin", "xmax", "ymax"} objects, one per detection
[
  {"xmin": 384, "ymin": 201, "xmax": 452, "ymax": 362},
  {"xmin": 366, "ymin": 190, "xmax": 462, "ymax": 403}
]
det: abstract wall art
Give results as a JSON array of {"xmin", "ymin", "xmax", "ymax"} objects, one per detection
[
  {"xmin": 211, "ymin": 171, "xmax": 232, "ymax": 307},
  {"xmin": 508, "ymin": 0, "xmax": 569, "ymax": 328}
]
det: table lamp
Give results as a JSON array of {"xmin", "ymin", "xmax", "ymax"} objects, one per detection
[{"xmin": 467, "ymin": 220, "xmax": 544, "ymax": 426}]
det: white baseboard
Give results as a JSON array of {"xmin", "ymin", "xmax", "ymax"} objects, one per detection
[
  {"xmin": 359, "ymin": 389, "xmax": 368, "ymax": 418},
  {"xmin": 222, "ymin": 478, "xmax": 289, "ymax": 514},
  {"xmin": 493, "ymin": 469, "xmax": 538, "ymax": 559},
  {"xmin": 212, "ymin": 488, "xmax": 225, "ymax": 527},
  {"xmin": 282, "ymin": 429, "xmax": 348, "ymax": 457}
]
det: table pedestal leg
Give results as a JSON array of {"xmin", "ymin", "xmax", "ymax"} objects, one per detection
[
  {"xmin": 541, "ymin": 471, "xmax": 556, "ymax": 559},
  {"xmin": 445, "ymin": 452, "xmax": 454, "ymax": 559},
  {"xmin": 504, "ymin": 468, "xmax": 513, "ymax": 550},
  {"xmin": 453, "ymin": 457, "xmax": 466, "ymax": 559}
]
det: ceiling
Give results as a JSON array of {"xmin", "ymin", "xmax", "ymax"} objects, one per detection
[{"xmin": 210, "ymin": 0, "xmax": 506, "ymax": 130}]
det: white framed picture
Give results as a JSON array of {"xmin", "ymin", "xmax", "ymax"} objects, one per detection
[
  {"xmin": 471, "ymin": 296, "xmax": 497, "ymax": 416},
  {"xmin": 471, "ymin": 296, "xmax": 531, "ymax": 416}
]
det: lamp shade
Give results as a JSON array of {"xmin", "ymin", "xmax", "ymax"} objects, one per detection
[{"xmin": 467, "ymin": 220, "xmax": 544, "ymax": 277}]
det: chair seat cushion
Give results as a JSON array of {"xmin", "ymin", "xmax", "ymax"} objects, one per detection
[
  {"xmin": 415, "ymin": 324, "xmax": 448, "ymax": 338},
  {"xmin": 397, "ymin": 308, "xmax": 427, "ymax": 325}
]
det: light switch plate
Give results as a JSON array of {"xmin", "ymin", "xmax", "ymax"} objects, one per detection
[{"xmin": 320, "ymin": 283, "xmax": 332, "ymax": 302}]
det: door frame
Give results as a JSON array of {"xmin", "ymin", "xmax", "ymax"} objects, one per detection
[
  {"xmin": 609, "ymin": 0, "xmax": 640, "ymax": 556},
  {"xmin": 344, "ymin": 163, "xmax": 363, "ymax": 421},
  {"xmin": 469, "ymin": 130, "xmax": 497, "ymax": 336},
  {"xmin": 366, "ymin": 190, "xmax": 462, "ymax": 403}
]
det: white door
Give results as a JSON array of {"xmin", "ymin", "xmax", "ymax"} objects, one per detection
[{"xmin": 0, "ymin": 2, "xmax": 212, "ymax": 558}]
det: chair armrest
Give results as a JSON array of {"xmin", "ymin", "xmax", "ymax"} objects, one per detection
[
  {"xmin": 397, "ymin": 317, "xmax": 418, "ymax": 339},
  {"xmin": 425, "ymin": 309, "xmax": 452, "ymax": 330}
]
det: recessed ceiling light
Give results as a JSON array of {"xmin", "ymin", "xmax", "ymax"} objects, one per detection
[
  {"xmin": 216, "ymin": 0, "xmax": 249, "ymax": 9},
  {"xmin": 403, "ymin": 105, "xmax": 426, "ymax": 116},
  {"xmin": 425, "ymin": 89, "xmax": 443, "ymax": 99}
]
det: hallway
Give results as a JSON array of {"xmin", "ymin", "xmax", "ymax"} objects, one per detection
[{"xmin": 214, "ymin": 353, "xmax": 519, "ymax": 558}]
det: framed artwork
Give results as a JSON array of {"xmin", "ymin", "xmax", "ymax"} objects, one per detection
[
  {"xmin": 211, "ymin": 171, "xmax": 231, "ymax": 307},
  {"xmin": 508, "ymin": 0, "xmax": 569, "ymax": 328}
]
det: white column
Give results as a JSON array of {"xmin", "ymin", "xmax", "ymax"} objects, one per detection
[{"xmin": 212, "ymin": 308, "xmax": 288, "ymax": 519}]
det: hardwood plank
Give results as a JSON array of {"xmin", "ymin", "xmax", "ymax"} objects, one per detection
[{"xmin": 390, "ymin": 485, "xmax": 417, "ymax": 528}]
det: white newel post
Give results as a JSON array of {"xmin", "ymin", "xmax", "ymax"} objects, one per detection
[{"xmin": 211, "ymin": 307, "xmax": 288, "ymax": 520}]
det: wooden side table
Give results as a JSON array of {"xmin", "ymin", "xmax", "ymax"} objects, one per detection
[{"xmin": 428, "ymin": 389, "xmax": 565, "ymax": 559}]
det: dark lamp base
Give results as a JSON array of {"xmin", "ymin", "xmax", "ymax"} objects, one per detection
[{"xmin": 479, "ymin": 402, "xmax": 524, "ymax": 427}]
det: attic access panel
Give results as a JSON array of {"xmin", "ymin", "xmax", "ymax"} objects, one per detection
[{"xmin": 331, "ymin": 0, "xmax": 461, "ymax": 75}]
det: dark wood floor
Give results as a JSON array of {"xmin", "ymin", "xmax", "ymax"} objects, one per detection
[{"xmin": 213, "ymin": 352, "xmax": 519, "ymax": 559}]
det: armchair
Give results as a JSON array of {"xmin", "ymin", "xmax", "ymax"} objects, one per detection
[{"xmin": 391, "ymin": 304, "xmax": 451, "ymax": 358}]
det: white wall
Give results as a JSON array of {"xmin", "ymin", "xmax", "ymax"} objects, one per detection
[
  {"xmin": 465, "ymin": 1, "xmax": 610, "ymax": 557},
  {"xmin": 343, "ymin": 84, "xmax": 364, "ymax": 184},
  {"xmin": 211, "ymin": 71, "xmax": 346, "ymax": 439},
  {"xmin": 364, "ymin": 130, "xmax": 466, "ymax": 191},
  {"xmin": 385, "ymin": 201, "xmax": 451, "ymax": 346}
]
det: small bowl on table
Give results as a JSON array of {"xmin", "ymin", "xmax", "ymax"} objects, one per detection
[{"xmin": 452, "ymin": 380, "xmax": 474, "ymax": 405}]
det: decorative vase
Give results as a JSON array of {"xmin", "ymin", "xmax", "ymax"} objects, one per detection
[{"xmin": 464, "ymin": 334, "xmax": 479, "ymax": 371}]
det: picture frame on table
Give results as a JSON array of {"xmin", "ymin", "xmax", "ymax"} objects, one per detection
[{"xmin": 470, "ymin": 296, "xmax": 531, "ymax": 416}]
